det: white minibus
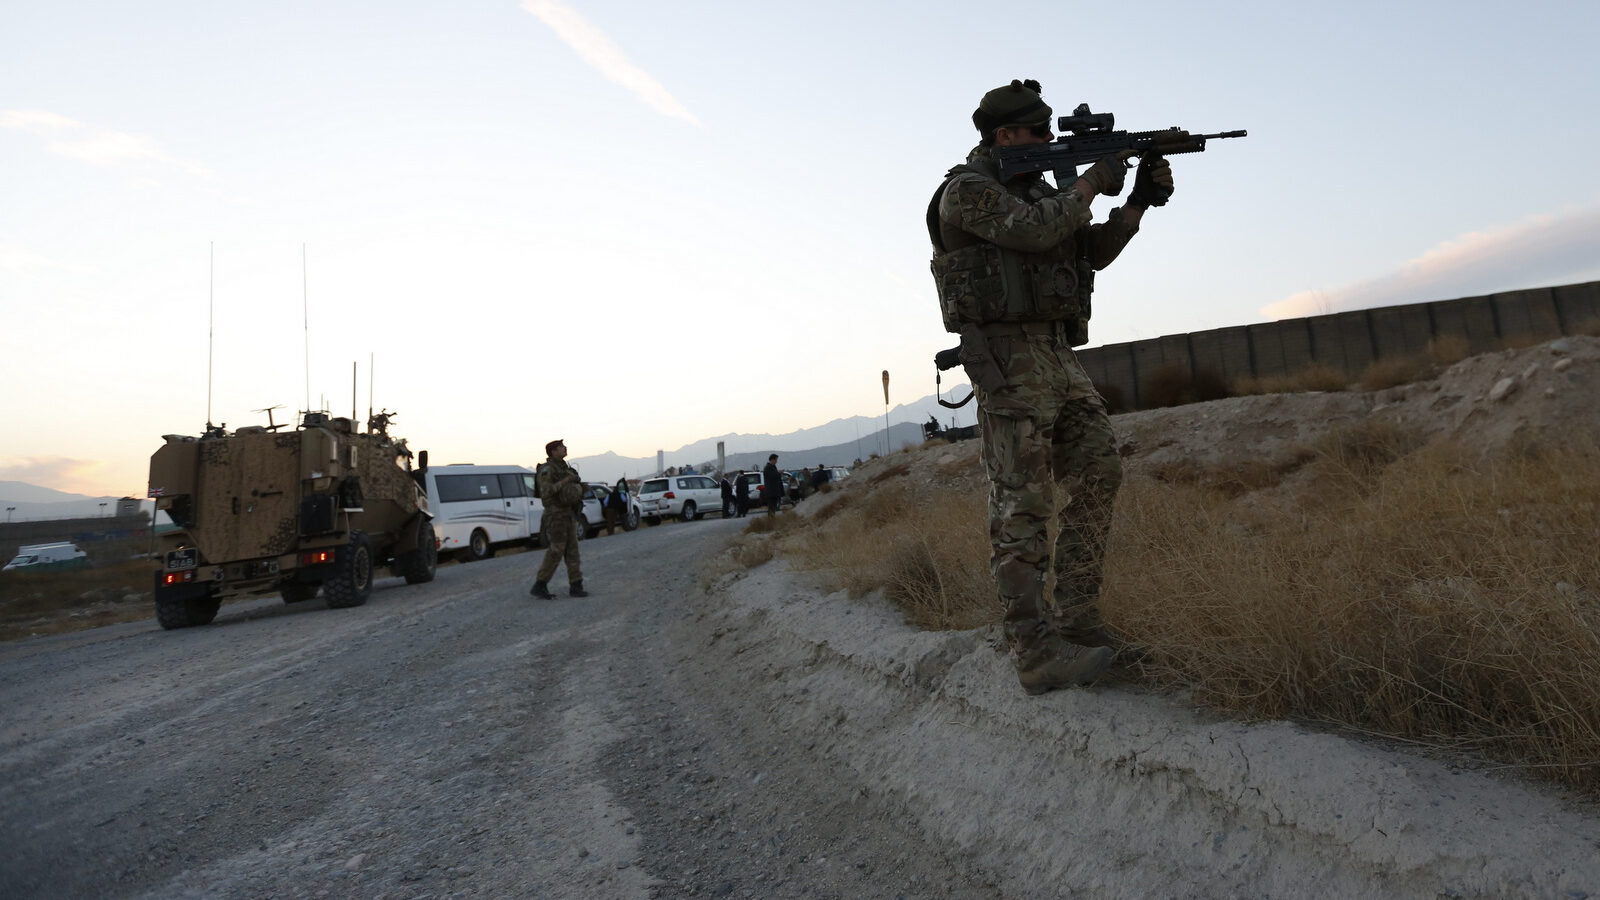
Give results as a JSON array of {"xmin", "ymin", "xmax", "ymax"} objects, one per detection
[{"xmin": 422, "ymin": 464, "xmax": 542, "ymax": 562}]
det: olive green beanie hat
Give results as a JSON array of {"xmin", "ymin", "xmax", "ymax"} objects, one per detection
[{"xmin": 972, "ymin": 79, "xmax": 1052, "ymax": 134}]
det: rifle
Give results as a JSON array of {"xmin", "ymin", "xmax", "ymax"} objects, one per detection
[{"xmin": 996, "ymin": 103, "xmax": 1246, "ymax": 189}]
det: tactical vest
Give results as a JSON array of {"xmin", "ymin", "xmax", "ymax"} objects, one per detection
[{"xmin": 926, "ymin": 159, "xmax": 1094, "ymax": 345}]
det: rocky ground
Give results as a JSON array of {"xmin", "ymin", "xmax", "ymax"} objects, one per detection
[{"xmin": 1, "ymin": 336, "xmax": 1596, "ymax": 898}]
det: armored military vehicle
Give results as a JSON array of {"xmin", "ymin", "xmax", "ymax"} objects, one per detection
[{"xmin": 146, "ymin": 410, "xmax": 437, "ymax": 629}]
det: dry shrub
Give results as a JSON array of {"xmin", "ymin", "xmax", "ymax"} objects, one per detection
[
  {"xmin": 1304, "ymin": 418, "xmax": 1422, "ymax": 486},
  {"xmin": 0, "ymin": 560, "xmax": 158, "ymax": 641},
  {"xmin": 1233, "ymin": 363, "xmax": 1349, "ymax": 396},
  {"xmin": 1148, "ymin": 454, "xmax": 1306, "ymax": 498},
  {"xmin": 1359, "ymin": 355, "xmax": 1432, "ymax": 391},
  {"xmin": 1098, "ymin": 383, "xmax": 1127, "ymax": 413},
  {"xmin": 1140, "ymin": 365, "xmax": 1232, "ymax": 410},
  {"xmin": 788, "ymin": 483, "xmax": 992, "ymax": 629},
  {"xmin": 1104, "ymin": 440, "xmax": 1600, "ymax": 791},
  {"xmin": 1426, "ymin": 334, "xmax": 1472, "ymax": 366}
]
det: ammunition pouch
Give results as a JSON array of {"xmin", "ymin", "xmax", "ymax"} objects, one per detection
[
  {"xmin": 957, "ymin": 324, "xmax": 1007, "ymax": 394},
  {"xmin": 932, "ymin": 243, "xmax": 1087, "ymax": 340}
]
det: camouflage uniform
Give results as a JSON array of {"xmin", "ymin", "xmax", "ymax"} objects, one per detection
[
  {"xmin": 930, "ymin": 143, "xmax": 1137, "ymax": 658},
  {"xmin": 536, "ymin": 458, "xmax": 584, "ymax": 585}
]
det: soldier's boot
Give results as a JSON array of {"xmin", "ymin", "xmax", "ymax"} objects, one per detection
[
  {"xmin": 1053, "ymin": 610, "xmax": 1147, "ymax": 661},
  {"xmin": 569, "ymin": 580, "xmax": 588, "ymax": 598},
  {"xmin": 529, "ymin": 580, "xmax": 553, "ymax": 599},
  {"xmin": 1013, "ymin": 634, "xmax": 1114, "ymax": 696}
]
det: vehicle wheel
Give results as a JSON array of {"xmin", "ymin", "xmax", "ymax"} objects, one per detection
[
  {"xmin": 644, "ymin": 515, "xmax": 660, "ymax": 527},
  {"xmin": 463, "ymin": 528, "xmax": 494, "ymax": 562},
  {"xmin": 623, "ymin": 508, "xmax": 640, "ymax": 531},
  {"xmin": 575, "ymin": 512, "xmax": 593, "ymax": 541},
  {"xmin": 397, "ymin": 516, "xmax": 438, "ymax": 585},
  {"xmin": 153, "ymin": 579, "xmax": 220, "ymax": 629},
  {"xmin": 680, "ymin": 501, "xmax": 698, "ymax": 522},
  {"xmin": 325, "ymin": 531, "xmax": 374, "ymax": 609},
  {"xmin": 279, "ymin": 581, "xmax": 319, "ymax": 603}
]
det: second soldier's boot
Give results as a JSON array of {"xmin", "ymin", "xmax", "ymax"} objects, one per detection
[
  {"xmin": 1014, "ymin": 634, "xmax": 1114, "ymax": 696},
  {"xmin": 529, "ymin": 580, "xmax": 553, "ymax": 599},
  {"xmin": 569, "ymin": 580, "xmax": 588, "ymax": 598}
]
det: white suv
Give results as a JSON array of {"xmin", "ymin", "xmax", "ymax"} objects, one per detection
[{"xmin": 637, "ymin": 474, "xmax": 722, "ymax": 524}]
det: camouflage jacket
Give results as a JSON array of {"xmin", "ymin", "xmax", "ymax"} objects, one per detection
[
  {"xmin": 928, "ymin": 145, "xmax": 1140, "ymax": 342},
  {"xmin": 537, "ymin": 459, "xmax": 583, "ymax": 511}
]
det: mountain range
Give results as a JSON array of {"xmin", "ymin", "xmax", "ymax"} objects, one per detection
[
  {"xmin": 568, "ymin": 389, "xmax": 977, "ymax": 482},
  {"xmin": 1, "ymin": 388, "xmax": 978, "ymax": 518}
]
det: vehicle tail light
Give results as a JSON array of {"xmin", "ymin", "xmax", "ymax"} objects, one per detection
[
  {"xmin": 663, "ymin": 491, "xmax": 675, "ymax": 499},
  {"xmin": 300, "ymin": 548, "xmax": 336, "ymax": 566},
  {"xmin": 162, "ymin": 571, "xmax": 195, "ymax": 585}
]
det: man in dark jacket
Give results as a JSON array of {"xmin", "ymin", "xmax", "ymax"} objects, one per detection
[
  {"xmin": 720, "ymin": 474, "xmax": 734, "ymax": 518},
  {"xmin": 762, "ymin": 454, "xmax": 783, "ymax": 517},
  {"xmin": 734, "ymin": 472, "xmax": 751, "ymax": 518}
]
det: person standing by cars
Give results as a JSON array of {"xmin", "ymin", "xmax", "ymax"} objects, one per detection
[
  {"xmin": 734, "ymin": 471, "xmax": 751, "ymax": 518},
  {"xmin": 530, "ymin": 439, "xmax": 587, "ymax": 599},
  {"xmin": 720, "ymin": 473, "xmax": 735, "ymax": 518},
  {"xmin": 928, "ymin": 78, "xmax": 1172, "ymax": 695},
  {"xmin": 762, "ymin": 454, "xmax": 783, "ymax": 517}
]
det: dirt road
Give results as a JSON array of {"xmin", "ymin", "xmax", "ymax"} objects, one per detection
[{"xmin": 0, "ymin": 518, "xmax": 993, "ymax": 899}]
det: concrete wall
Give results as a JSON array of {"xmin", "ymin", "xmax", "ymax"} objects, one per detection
[{"xmin": 1080, "ymin": 280, "xmax": 1600, "ymax": 410}]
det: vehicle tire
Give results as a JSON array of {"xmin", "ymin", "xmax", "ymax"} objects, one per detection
[
  {"xmin": 154, "ymin": 578, "xmax": 220, "ymax": 629},
  {"xmin": 575, "ymin": 512, "xmax": 592, "ymax": 541},
  {"xmin": 680, "ymin": 501, "xmax": 698, "ymax": 522},
  {"xmin": 397, "ymin": 517, "xmax": 438, "ymax": 585},
  {"xmin": 325, "ymin": 531, "xmax": 374, "ymax": 609},
  {"xmin": 279, "ymin": 581, "xmax": 319, "ymax": 603},
  {"xmin": 623, "ymin": 508, "xmax": 639, "ymax": 531},
  {"xmin": 644, "ymin": 515, "xmax": 660, "ymax": 527},
  {"xmin": 463, "ymin": 528, "xmax": 494, "ymax": 562}
]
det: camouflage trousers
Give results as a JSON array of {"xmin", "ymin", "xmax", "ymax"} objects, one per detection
[
  {"xmin": 973, "ymin": 333, "xmax": 1123, "ymax": 650},
  {"xmin": 537, "ymin": 509, "xmax": 583, "ymax": 584}
]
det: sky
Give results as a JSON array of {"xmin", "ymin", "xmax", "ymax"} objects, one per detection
[{"xmin": 4, "ymin": 0, "xmax": 1599, "ymax": 498}]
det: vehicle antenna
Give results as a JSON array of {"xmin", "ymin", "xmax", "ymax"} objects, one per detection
[
  {"xmin": 207, "ymin": 241, "xmax": 215, "ymax": 430},
  {"xmin": 302, "ymin": 243, "xmax": 311, "ymax": 416}
]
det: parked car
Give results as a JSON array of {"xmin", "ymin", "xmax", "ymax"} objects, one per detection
[
  {"xmin": 637, "ymin": 474, "xmax": 723, "ymax": 524},
  {"xmin": 736, "ymin": 470, "xmax": 795, "ymax": 508},
  {"xmin": 583, "ymin": 482, "xmax": 641, "ymax": 533}
]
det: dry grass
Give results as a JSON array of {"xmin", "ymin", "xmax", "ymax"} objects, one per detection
[
  {"xmin": 1232, "ymin": 363, "xmax": 1349, "ymax": 396},
  {"xmin": 1140, "ymin": 364, "xmax": 1231, "ymax": 410},
  {"xmin": 0, "ymin": 560, "xmax": 155, "ymax": 641},
  {"xmin": 1106, "ymin": 437, "xmax": 1600, "ymax": 790},
  {"xmin": 1426, "ymin": 334, "xmax": 1472, "ymax": 366},
  {"xmin": 1359, "ymin": 356, "xmax": 1433, "ymax": 391},
  {"xmin": 725, "ymin": 427, "xmax": 1600, "ymax": 792}
]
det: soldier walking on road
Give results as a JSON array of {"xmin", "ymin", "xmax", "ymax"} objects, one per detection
[
  {"xmin": 928, "ymin": 78, "xmax": 1174, "ymax": 695},
  {"xmin": 530, "ymin": 439, "xmax": 588, "ymax": 599}
]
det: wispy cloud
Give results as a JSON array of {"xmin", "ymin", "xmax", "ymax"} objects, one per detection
[
  {"xmin": 0, "ymin": 109, "xmax": 212, "ymax": 177},
  {"xmin": 521, "ymin": 0, "xmax": 700, "ymax": 126},
  {"xmin": 1262, "ymin": 205, "xmax": 1600, "ymax": 319}
]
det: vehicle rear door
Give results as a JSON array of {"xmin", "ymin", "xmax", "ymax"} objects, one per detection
[{"xmin": 501, "ymin": 472, "xmax": 539, "ymax": 540}]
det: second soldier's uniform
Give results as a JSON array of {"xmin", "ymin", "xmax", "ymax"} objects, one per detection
[{"xmin": 531, "ymin": 448, "xmax": 586, "ymax": 598}]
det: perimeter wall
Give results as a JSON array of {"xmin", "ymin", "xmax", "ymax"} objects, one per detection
[{"xmin": 1077, "ymin": 280, "xmax": 1600, "ymax": 410}]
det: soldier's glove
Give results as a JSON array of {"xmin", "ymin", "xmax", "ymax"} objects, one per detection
[
  {"xmin": 1077, "ymin": 150, "xmax": 1134, "ymax": 197},
  {"xmin": 1127, "ymin": 155, "xmax": 1175, "ymax": 209}
]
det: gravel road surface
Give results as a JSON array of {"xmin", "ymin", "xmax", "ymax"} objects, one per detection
[{"xmin": 0, "ymin": 518, "xmax": 996, "ymax": 899}]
